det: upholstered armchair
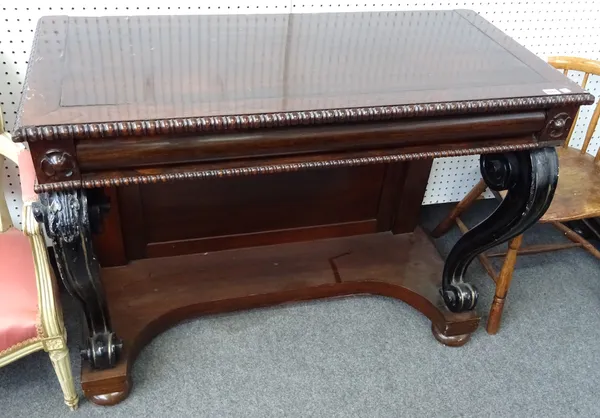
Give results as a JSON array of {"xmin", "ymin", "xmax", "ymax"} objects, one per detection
[{"xmin": 0, "ymin": 112, "xmax": 78, "ymax": 409}]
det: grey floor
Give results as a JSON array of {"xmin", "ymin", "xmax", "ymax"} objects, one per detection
[{"xmin": 1, "ymin": 201, "xmax": 600, "ymax": 418}]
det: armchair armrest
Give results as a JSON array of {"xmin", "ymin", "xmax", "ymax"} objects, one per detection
[
  {"xmin": 0, "ymin": 129, "xmax": 37, "ymax": 204},
  {"xmin": 22, "ymin": 200, "xmax": 65, "ymax": 340},
  {"xmin": 22, "ymin": 201, "xmax": 43, "ymax": 237}
]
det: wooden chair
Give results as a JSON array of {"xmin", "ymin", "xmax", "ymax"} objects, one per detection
[
  {"xmin": 431, "ymin": 56, "xmax": 600, "ymax": 335},
  {"xmin": 0, "ymin": 111, "xmax": 79, "ymax": 409}
]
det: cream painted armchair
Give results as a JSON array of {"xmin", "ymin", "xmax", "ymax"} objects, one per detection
[{"xmin": 0, "ymin": 111, "xmax": 78, "ymax": 410}]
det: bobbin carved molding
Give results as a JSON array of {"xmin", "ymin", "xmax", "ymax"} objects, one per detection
[
  {"xmin": 12, "ymin": 93, "xmax": 595, "ymax": 143},
  {"xmin": 33, "ymin": 142, "xmax": 550, "ymax": 193}
]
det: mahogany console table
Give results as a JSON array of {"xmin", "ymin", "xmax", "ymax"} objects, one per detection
[{"xmin": 14, "ymin": 11, "xmax": 592, "ymax": 405}]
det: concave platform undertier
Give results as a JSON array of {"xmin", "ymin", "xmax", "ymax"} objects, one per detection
[{"xmin": 81, "ymin": 228, "xmax": 479, "ymax": 405}]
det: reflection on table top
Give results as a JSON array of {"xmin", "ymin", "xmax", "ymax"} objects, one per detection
[{"xmin": 17, "ymin": 11, "xmax": 584, "ymax": 127}]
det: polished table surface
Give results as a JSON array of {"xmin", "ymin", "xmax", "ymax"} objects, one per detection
[
  {"xmin": 16, "ymin": 10, "xmax": 585, "ymax": 131},
  {"xmin": 15, "ymin": 11, "xmax": 593, "ymax": 406}
]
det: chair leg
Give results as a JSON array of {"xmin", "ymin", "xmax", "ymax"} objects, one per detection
[
  {"xmin": 487, "ymin": 234, "xmax": 523, "ymax": 335},
  {"xmin": 550, "ymin": 221, "xmax": 600, "ymax": 259},
  {"xmin": 49, "ymin": 347, "xmax": 79, "ymax": 410},
  {"xmin": 430, "ymin": 179, "xmax": 487, "ymax": 238}
]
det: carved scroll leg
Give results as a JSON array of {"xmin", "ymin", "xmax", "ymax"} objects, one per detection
[
  {"xmin": 441, "ymin": 148, "xmax": 559, "ymax": 313},
  {"xmin": 34, "ymin": 190, "xmax": 123, "ymax": 369}
]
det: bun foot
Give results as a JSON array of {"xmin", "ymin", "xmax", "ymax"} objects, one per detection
[
  {"xmin": 431, "ymin": 323, "xmax": 471, "ymax": 347},
  {"xmin": 84, "ymin": 380, "xmax": 131, "ymax": 406}
]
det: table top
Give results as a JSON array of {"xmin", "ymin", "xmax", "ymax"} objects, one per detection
[{"xmin": 14, "ymin": 10, "xmax": 592, "ymax": 142}]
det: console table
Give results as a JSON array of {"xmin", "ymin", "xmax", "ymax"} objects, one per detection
[{"xmin": 14, "ymin": 11, "xmax": 592, "ymax": 405}]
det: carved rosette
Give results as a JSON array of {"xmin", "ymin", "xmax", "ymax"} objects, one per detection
[
  {"xmin": 40, "ymin": 149, "xmax": 76, "ymax": 179},
  {"xmin": 544, "ymin": 112, "xmax": 573, "ymax": 142}
]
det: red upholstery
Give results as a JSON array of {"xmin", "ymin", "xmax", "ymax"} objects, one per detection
[
  {"xmin": 17, "ymin": 148, "xmax": 37, "ymax": 203},
  {"xmin": 0, "ymin": 228, "xmax": 39, "ymax": 352}
]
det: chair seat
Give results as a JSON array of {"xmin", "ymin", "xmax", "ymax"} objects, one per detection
[
  {"xmin": 541, "ymin": 147, "xmax": 600, "ymax": 222},
  {"xmin": 0, "ymin": 228, "xmax": 39, "ymax": 353},
  {"xmin": 499, "ymin": 147, "xmax": 600, "ymax": 222}
]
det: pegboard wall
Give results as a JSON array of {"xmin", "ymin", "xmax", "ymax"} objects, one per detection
[{"xmin": 1, "ymin": 1, "xmax": 599, "ymax": 228}]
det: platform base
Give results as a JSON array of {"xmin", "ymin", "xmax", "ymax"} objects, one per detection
[{"xmin": 82, "ymin": 228, "xmax": 479, "ymax": 405}]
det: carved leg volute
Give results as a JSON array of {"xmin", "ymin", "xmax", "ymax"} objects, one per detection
[
  {"xmin": 441, "ymin": 148, "xmax": 559, "ymax": 312},
  {"xmin": 33, "ymin": 190, "xmax": 122, "ymax": 369}
]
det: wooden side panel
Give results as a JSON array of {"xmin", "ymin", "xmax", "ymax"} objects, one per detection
[
  {"xmin": 97, "ymin": 159, "xmax": 436, "ymax": 260},
  {"xmin": 92, "ymin": 188, "xmax": 127, "ymax": 267},
  {"xmin": 116, "ymin": 185, "xmax": 147, "ymax": 261},
  {"xmin": 98, "ymin": 159, "xmax": 436, "ymax": 261},
  {"xmin": 393, "ymin": 159, "xmax": 434, "ymax": 234},
  {"xmin": 111, "ymin": 165, "xmax": 406, "ymax": 260},
  {"xmin": 376, "ymin": 162, "xmax": 406, "ymax": 231},
  {"xmin": 146, "ymin": 220, "xmax": 377, "ymax": 258},
  {"xmin": 142, "ymin": 166, "xmax": 385, "ymax": 242}
]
